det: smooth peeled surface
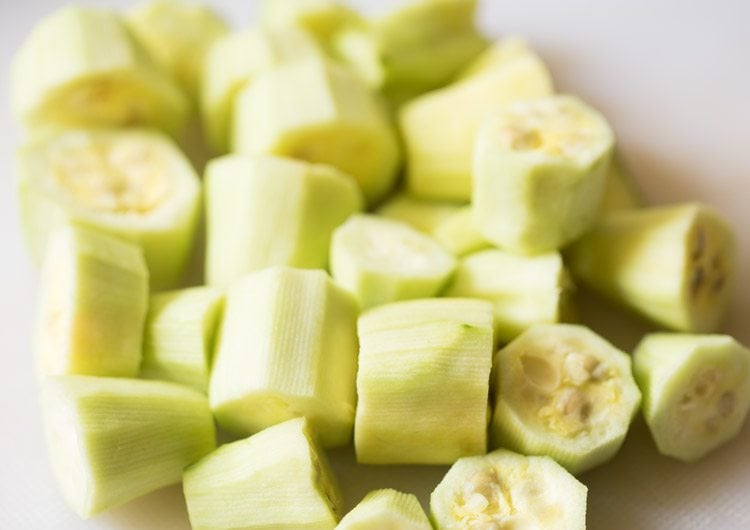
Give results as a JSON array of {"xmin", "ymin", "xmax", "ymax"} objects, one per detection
[
  {"xmin": 36, "ymin": 225, "xmax": 148, "ymax": 378},
  {"xmin": 183, "ymin": 418, "xmax": 342, "ymax": 530},
  {"xmin": 232, "ymin": 56, "xmax": 400, "ymax": 204},
  {"xmin": 401, "ymin": 37, "xmax": 553, "ymax": 201},
  {"xmin": 210, "ymin": 267, "xmax": 359, "ymax": 447},
  {"xmin": 568, "ymin": 202, "xmax": 736, "ymax": 332},
  {"xmin": 355, "ymin": 298, "xmax": 493, "ymax": 464},
  {"xmin": 127, "ymin": 0, "xmax": 229, "ymax": 101},
  {"xmin": 432, "ymin": 206, "xmax": 492, "ymax": 257},
  {"xmin": 599, "ymin": 154, "xmax": 643, "ymax": 214},
  {"xmin": 11, "ymin": 6, "xmax": 189, "ymax": 135},
  {"xmin": 141, "ymin": 286, "xmax": 225, "ymax": 393},
  {"xmin": 205, "ymin": 154, "xmax": 362, "ymax": 287},
  {"xmin": 491, "ymin": 324, "xmax": 641, "ymax": 474},
  {"xmin": 444, "ymin": 249, "xmax": 572, "ymax": 343},
  {"xmin": 201, "ymin": 26, "xmax": 321, "ymax": 153},
  {"xmin": 331, "ymin": 214, "xmax": 456, "ymax": 309},
  {"xmin": 18, "ymin": 128, "xmax": 201, "ymax": 289},
  {"xmin": 633, "ymin": 333, "xmax": 750, "ymax": 462},
  {"xmin": 473, "ymin": 94, "xmax": 614, "ymax": 254},
  {"xmin": 430, "ymin": 448, "xmax": 587, "ymax": 530},
  {"xmin": 260, "ymin": 0, "xmax": 361, "ymax": 49},
  {"xmin": 376, "ymin": 192, "xmax": 462, "ymax": 235},
  {"xmin": 41, "ymin": 375, "xmax": 216, "ymax": 518},
  {"xmin": 337, "ymin": 489, "xmax": 432, "ymax": 530}
]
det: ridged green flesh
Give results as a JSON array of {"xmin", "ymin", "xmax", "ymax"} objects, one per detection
[{"xmin": 336, "ymin": 489, "xmax": 432, "ymax": 530}]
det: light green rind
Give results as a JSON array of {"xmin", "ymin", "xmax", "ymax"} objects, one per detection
[
  {"xmin": 141, "ymin": 286, "xmax": 225, "ymax": 392},
  {"xmin": 183, "ymin": 418, "xmax": 342, "ymax": 530},
  {"xmin": 36, "ymin": 225, "xmax": 148, "ymax": 377},
  {"xmin": 633, "ymin": 333, "xmax": 750, "ymax": 462},
  {"xmin": 336, "ymin": 489, "xmax": 432, "ymax": 530},
  {"xmin": 210, "ymin": 267, "xmax": 359, "ymax": 447},
  {"xmin": 41, "ymin": 375, "xmax": 216, "ymax": 518},
  {"xmin": 432, "ymin": 206, "xmax": 492, "ymax": 256},
  {"xmin": 205, "ymin": 154, "xmax": 362, "ymax": 287}
]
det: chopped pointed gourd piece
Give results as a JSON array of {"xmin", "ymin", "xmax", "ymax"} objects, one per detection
[
  {"xmin": 11, "ymin": 6, "xmax": 189, "ymax": 136},
  {"xmin": 184, "ymin": 417, "xmax": 342, "ymax": 530},
  {"xmin": 41, "ymin": 375, "xmax": 216, "ymax": 518},
  {"xmin": 127, "ymin": 0, "xmax": 229, "ymax": 101},
  {"xmin": 210, "ymin": 267, "xmax": 359, "ymax": 447},
  {"xmin": 260, "ymin": 0, "xmax": 362, "ymax": 50},
  {"xmin": 355, "ymin": 298, "xmax": 494, "ymax": 464},
  {"xmin": 444, "ymin": 249, "xmax": 573, "ymax": 343},
  {"xmin": 472, "ymin": 94, "xmax": 615, "ymax": 254},
  {"xmin": 232, "ymin": 56, "xmax": 401, "ymax": 204},
  {"xmin": 141, "ymin": 286, "xmax": 224, "ymax": 392},
  {"xmin": 18, "ymin": 128, "xmax": 201, "ymax": 290},
  {"xmin": 567, "ymin": 203, "xmax": 736, "ymax": 332},
  {"xmin": 599, "ymin": 153, "xmax": 643, "ymax": 214},
  {"xmin": 330, "ymin": 214, "xmax": 457, "ymax": 309},
  {"xmin": 376, "ymin": 192, "xmax": 463, "ymax": 235},
  {"xmin": 432, "ymin": 206, "xmax": 492, "ymax": 257},
  {"xmin": 430, "ymin": 448, "xmax": 587, "ymax": 530},
  {"xmin": 400, "ymin": 37, "xmax": 553, "ymax": 201},
  {"xmin": 36, "ymin": 224, "xmax": 148, "ymax": 377},
  {"xmin": 205, "ymin": 154, "xmax": 362, "ymax": 287},
  {"xmin": 337, "ymin": 489, "xmax": 432, "ymax": 530},
  {"xmin": 633, "ymin": 333, "xmax": 750, "ymax": 462},
  {"xmin": 490, "ymin": 324, "xmax": 641, "ymax": 474}
]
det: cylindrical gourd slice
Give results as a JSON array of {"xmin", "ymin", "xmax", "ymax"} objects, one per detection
[
  {"xmin": 599, "ymin": 153, "xmax": 643, "ymax": 215},
  {"xmin": 210, "ymin": 267, "xmax": 359, "ymax": 447},
  {"xmin": 11, "ymin": 6, "xmax": 189, "ymax": 135},
  {"xmin": 18, "ymin": 128, "xmax": 201, "ymax": 290},
  {"xmin": 432, "ymin": 206, "xmax": 492, "ymax": 257},
  {"xmin": 330, "ymin": 214, "xmax": 457, "ymax": 309},
  {"xmin": 567, "ymin": 202, "xmax": 736, "ymax": 332},
  {"xmin": 355, "ymin": 298, "xmax": 494, "ymax": 464},
  {"xmin": 444, "ymin": 249, "xmax": 573, "ymax": 343},
  {"xmin": 183, "ymin": 417, "xmax": 342, "ymax": 530},
  {"xmin": 260, "ymin": 0, "xmax": 361, "ymax": 50},
  {"xmin": 376, "ymin": 192, "xmax": 463, "ymax": 236},
  {"xmin": 41, "ymin": 375, "xmax": 216, "ymax": 518},
  {"xmin": 490, "ymin": 324, "xmax": 641, "ymax": 474},
  {"xmin": 141, "ymin": 286, "xmax": 225, "ymax": 393},
  {"xmin": 232, "ymin": 56, "xmax": 401, "ymax": 204},
  {"xmin": 127, "ymin": 0, "xmax": 229, "ymax": 101},
  {"xmin": 36, "ymin": 224, "xmax": 148, "ymax": 378},
  {"xmin": 633, "ymin": 333, "xmax": 750, "ymax": 462},
  {"xmin": 430, "ymin": 448, "xmax": 587, "ymax": 530},
  {"xmin": 336, "ymin": 489, "xmax": 432, "ymax": 530},
  {"xmin": 472, "ymin": 94, "xmax": 615, "ymax": 254},
  {"xmin": 400, "ymin": 37, "xmax": 553, "ymax": 201},
  {"xmin": 205, "ymin": 154, "xmax": 362, "ymax": 287}
]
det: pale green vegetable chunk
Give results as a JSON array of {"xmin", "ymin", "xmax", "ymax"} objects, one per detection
[
  {"xmin": 184, "ymin": 418, "xmax": 342, "ymax": 530},
  {"xmin": 599, "ymin": 153, "xmax": 643, "ymax": 214},
  {"xmin": 355, "ymin": 298, "xmax": 493, "ymax": 464},
  {"xmin": 376, "ymin": 192, "xmax": 462, "ymax": 235},
  {"xmin": 210, "ymin": 267, "xmax": 359, "ymax": 447},
  {"xmin": 260, "ymin": 0, "xmax": 361, "ymax": 50},
  {"xmin": 633, "ymin": 333, "xmax": 750, "ymax": 462},
  {"xmin": 432, "ymin": 206, "xmax": 492, "ymax": 256},
  {"xmin": 141, "ymin": 286, "xmax": 224, "ymax": 392},
  {"xmin": 41, "ymin": 375, "xmax": 216, "ymax": 518},
  {"xmin": 336, "ymin": 489, "xmax": 432, "ymax": 530},
  {"xmin": 36, "ymin": 224, "xmax": 147, "ymax": 377}
]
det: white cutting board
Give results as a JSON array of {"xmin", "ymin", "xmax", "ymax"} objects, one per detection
[{"xmin": 1, "ymin": 1, "xmax": 749, "ymax": 528}]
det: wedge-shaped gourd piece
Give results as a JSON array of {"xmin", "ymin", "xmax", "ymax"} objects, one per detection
[
  {"xmin": 36, "ymin": 225, "xmax": 148, "ymax": 377},
  {"xmin": 210, "ymin": 267, "xmax": 358, "ymax": 447},
  {"xmin": 355, "ymin": 298, "xmax": 493, "ymax": 464},
  {"xmin": 260, "ymin": 0, "xmax": 361, "ymax": 50},
  {"xmin": 127, "ymin": 0, "xmax": 229, "ymax": 101},
  {"xmin": 400, "ymin": 37, "xmax": 553, "ymax": 201},
  {"xmin": 330, "ymin": 214, "xmax": 456, "ymax": 309},
  {"xmin": 473, "ymin": 95, "xmax": 615, "ymax": 254},
  {"xmin": 205, "ymin": 154, "xmax": 362, "ymax": 287},
  {"xmin": 432, "ymin": 206, "xmax": 491, "ymax": 257},
  {"xmin": 444, "ymin": 249, "xmax": 572, "ymax": 343},
  {"xmin": 490, "ymin": 324, "xmax": 641, "ymax": 474},
  {"xmin": 202, "ymin": 27, "xmax": 321, "ymax": 153},
  {"xmin": 232, "ymin": 57, "xmax": 400, "ymax": 204},
  {"xmin": 141, "ymin": 286, "xmax": 224, "ymax": 392},
  {"xmin": 567, "ymin": 203, "xmax": 736, "ymax": 332},
  {"xmin": 18, "ymin": 128, "xmax": 201, "ymax": 290},
  {"xmin": 599, "ymin": 153, "xmax": 643, "ymax": 214},
  {"xmin": 184, "ymin": 417, "xmax": 342, "ymax": 530},
  {"xmin": 337, "ymin": 489, "xmax": 432, "ymax": 530},
  {"xmin": 41, "ymin": 375, "xmax": 215, "ymax": 518},
  {"xmin": 11, "ymin": 6, "xmax": 189, "ymax": 135},
  {"xmin": 376, "ymin": 192, "xmax": 462, "ymax": 235},
  {"xmin": 333, "ymin": 0, "xmax": 487, "ymax": 103},
  {"xmin": 430, "ymin": 448, "xmax": 587, "ymax": 530},
  {"xmin": 633, "ymin": 333, "xmax": 750, "ymax": 462}
]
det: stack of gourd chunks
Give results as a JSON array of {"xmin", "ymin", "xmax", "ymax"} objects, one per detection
[{"xmin": 11, "ymin": 0, "xmax": 750, "ymax": 528}]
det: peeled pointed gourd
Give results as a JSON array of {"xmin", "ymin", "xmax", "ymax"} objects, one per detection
[
  {"xmin": 259, "ymin": 0, "xmax": 361, "ymax": 50},
  {"xmin": 336, "ymin": 489, "xmax": 432, "ymax": 530}
]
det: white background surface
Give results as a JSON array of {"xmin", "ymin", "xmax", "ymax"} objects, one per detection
[{"xmin": 1, "ymin": 1, "xmax": 749, "ymax": 528}]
